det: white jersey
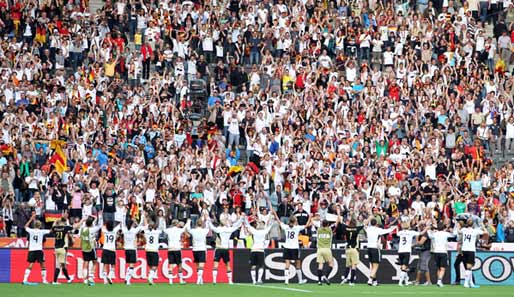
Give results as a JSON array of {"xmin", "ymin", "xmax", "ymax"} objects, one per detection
[
  {"xmin": 365, "ymin": 226, "xmax": 395, "ymax": 249},
  {"xmin": 428, "ymin": 231, "xmax": 455, "ymax": 253},
  {"xmin": 246, "ymin": 223, "xmax": 273, "ymax": 251},
  {"xmin": 144, "ymin": 229, "xmax": 162, "ymax": 252},
  {"xmin": 208, "ymin": 219, "xmax": 243, "ymax": 249},
  {"xmin": 397, "ymin": 230, "xmax": 420, "ymax": 253},
  {"xmin": 26, "ymin": 228, "xmax": 51, "ymax": 251},
  {"xmin": 103, "ymin": 225, "xmax": 121, "ymax": 251},
  {"xmin": 188, "ymin": 227, "xmax": 210, "ymax": 251},
  {"xmin": 122, "ymin": 226, "xmax": 143, "ymax": 250},
  {"xmin": 164, "ymin": 225, "xmax": 188, "ymax": 251},
  {"xmin": 460, "ymin": 227, "xmax": 484, "ymax": 252},
  {"xmin": 279, "ymin": 224, "xmax": 305, "ymax": 249}
]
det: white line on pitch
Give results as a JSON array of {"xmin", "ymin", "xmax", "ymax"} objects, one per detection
[{"xmin": 234, "ymin": 283, "xmax": 313, "ymax": 293}]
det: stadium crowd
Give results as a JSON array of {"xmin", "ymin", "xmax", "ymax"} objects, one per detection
[{"xmin": 0, "ymin": 0, "xmax": 514, "ymax": 249}]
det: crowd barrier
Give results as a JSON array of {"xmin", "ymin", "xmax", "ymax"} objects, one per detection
[{"xmin": 0, "ymin": 248, "xmax": 512, "ymax": 285}]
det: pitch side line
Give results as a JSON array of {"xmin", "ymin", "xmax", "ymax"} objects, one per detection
[{"xmin": 234, "ymin": 283, "xmax": 313, "ymax": 293}]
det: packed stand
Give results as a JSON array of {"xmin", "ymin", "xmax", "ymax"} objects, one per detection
[{"xmin": 0, "ymin": 0, "xmax": 513, "ymax": 249}]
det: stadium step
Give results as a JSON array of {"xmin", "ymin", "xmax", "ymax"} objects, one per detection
[{"xmin": 89, "ymin": 0, "xmax": 104, "ymax": 14}]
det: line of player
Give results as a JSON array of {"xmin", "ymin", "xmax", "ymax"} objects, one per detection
[{"xmin": 22, "ymin": 209, "xmax": 486, "ymax": 288}]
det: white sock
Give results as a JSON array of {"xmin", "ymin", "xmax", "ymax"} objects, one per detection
[
  {"xmin": 464, "ymin": 270, "xmax": 471, "ymax": 286},
  {"xmin": 125, "ymin": 268, "xmax": 131, "ymax": 281},
  {"xmin": 109, "ymin": 266, "xmax": 114, "ymax": 279},
  {"xmin": 251, "ymin": 269, "xmax": 256, "ymax": 283},
  {"xmin": 258, "ymin": 268, "xmax": 263, "ymax": 282},
  {"xmin": 148, "ymin": 270, "xmax": 153, "ymax": 280},
  {"xmin": 227, "ymin": 271, "xmax": 232, "ymax": 283},
  {"xmin": 41, "ymin": 270, "xmax": 47, "ymax": 282},
  {"xmin": 468, "ymin": 270, "xmax": 475, "ymax": 286},
  {"xmin": 23, "ymin": 269, "xmax": 30, "ymax": 282},
  {"xmin": 284, "ymin": 269, "xmax": 289, "ymax": 282},
  {"xmin": 212, "ymin": 269, "xmax": 217, "ymax": 283},
  {"xmin": 83, "ymin": 269, "xmax": 88, "ymax": 280},
  {"xmin": 297, "ymin": 270, "xmax": 303, "ymax": 282},
  {"xmin": 179, "ymin": 270, "xmax": 184, "ymax": 281},
  {"xmin": 198, "ymin": 269, "xmax": 203, "ymax": 280},
  {"xmin": 102, "ymin": 271, "xmax": 107, "ymax": 280},
  {"xmin": 168, "ymin": 271, "xmax": 173, "ymax": 284}
]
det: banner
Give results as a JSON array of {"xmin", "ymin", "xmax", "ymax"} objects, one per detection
[
  {"xmin": 0, "ymin": 250, "xmax": 10, "ymax": 283},
  {"xmin": 7, "ymin": 249, "xmax": 231, "ymax": 284},
  {"xmin": 0, "ymin": 237, "xmax": 81, "ymax": 249},
  {"xmin": 233, "ymin": 249, "xmax": 449, "ymax": 284},
  {"xmin": 450, "ymin": 251, "xmax": 514, "ymax": 286}
]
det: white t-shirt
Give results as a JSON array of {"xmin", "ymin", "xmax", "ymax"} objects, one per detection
[
  {"xmin": 103, "ymin": 225, "xmax": 121, "ymax": 251},
  {"xmin": 428, "ymin": 230, "xmax": 455, "ymax": 253},
  {"xmin": 246, "ymin": 223, "xmax": 273, "ymax": 251},
  {"xmin": 27, "ymin": 228, "xmax": 51, "ymax": 251},
  {"xmin": 365, "ymin": 226, "xmax": 395, "ymax": 249},
  {"xmin": 122, "ymin": 226, "xmax": 143, "ymax": 250},
  {"xmin": 460, "ymin": 227, "xmax": 484, "ymax": 252},
  {"xmin": 163, "ymin": 224, "xmax": 188, "ymax": 251},
  {"xmin": 188, "ymin": 227, "xmax": 210, "ymax": 251},
  {"xmin": 208, "ymin": 219, "xmax": 243, "ymax": 249},
  {"xmin": 397, "ymin": 230, "xmax": 420, "ymax": 253},
  {"xmin": 280, "ymin": 224, "xmax": 305, "ymax": 249},
  {"xmin": 144, "ymin": 229, "xmax": 162, "ymax": 252}
]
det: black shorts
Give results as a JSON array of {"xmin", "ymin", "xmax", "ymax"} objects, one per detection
[
  {"xmin": 368, "ymin": 248, "xmax": 381, "ymax": 264},
  {"xmin": 398, "ymin": 252, "xmax": 410, "ymax": 266},
  {"xmin": 433, "ymin": 253, "xmax": 448, "ymax": 268},
  {"xmin": 82, "ymin": 250, "xmax": 97, "ymax": 262},
  {"xmin": 250, "ymin": 251, "xmax": 265, "ymax": 266},
  {"xmin": 283, "ymin": 248, "xmax": 300, "ymax": 260},
  {"xmin": 125, "ymin": 250, "xmax": 137, "ymax": 264},
  {"xmin": 214, "ymin": 249, "xmax": 230, "ymax": 263},
  {"xmin": 462, "ymin": 251, "xmax": 476, "ymax": 266},
  {"xmin": 168, "ymin": 251, "xmax": 182, "ymax": 265},
  {"xmin": 27, "ymin": 251, "xmax": 44, "ymax": 263},
  {"xmin": 146, "ymin": 251, "xmax": 159, "ymax": 267},
  {"xmin": 101, "ymin": 250, "xmax": 116, "ymax": 265},
  {"xmin": 193, "ymin": 251, "xmax": 206, "ymax": 263}
]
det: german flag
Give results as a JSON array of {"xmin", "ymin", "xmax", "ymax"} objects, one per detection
[
  {"xmin": 49, "ymin": 140, "xmax": 67, "ymax": 174},
  {"xmin": 44, "ymin": 210, "xmax": 63, "ymax": 223}
]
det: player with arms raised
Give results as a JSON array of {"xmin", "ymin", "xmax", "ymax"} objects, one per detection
[
  {"xmin": 207, "ymin": 216, "xmax": 243, "ymax": 284},
  {"xmin": 186, "ymin": 217, "xmax": 210, "ymax": 285},
  {"xmin": 397, "ymin": 221, "xmax": 426, "ymax": 286},
  {"xmin": 122, "ymin": 220, "xmax": 144, "ymax": 285},
  {"xmin": 427, "ymin": 222, "xmax": 456, "ymax": 287},
  {"xmin": 101, "ymin": 221, "xmax": 121, "ymax": 284},
  {"xmin": 340, "ymin": 217, "xmax": 366, "ymax": 286},
  {"xmin": 163, "ymin": 219, "xmax": 190, "ymax": 284},
  {"xmin": 141, "ymin": 214, "xmax": 162, "ymax": 285},
  {"xmin": 51, "ymin": 217, "xmax": 75, "ymax": 284},
  {"xmin": 459, "ymin": 219, "xmax": 486, "ymax": 289},
  {"xmin": 273, "ymin": 210, "xmax": 312, "ymax": 285},
  {"xmin": 365, "ymin": 218, "xmax": 397, "ymax": 286},
  {"xmin": 316, "ymin": 214, "xmax": 340, "ymax": 286},
  {"xmin": 22, "ymin": 213, "xmax": 51, "ymax": 285},
  {"xmin": 79, "ymin": 214, "xmax": 102, "ymax": 285},
  {"xmin": 244, "ymin": 214, "xmax": 275, "ymax": 285}
]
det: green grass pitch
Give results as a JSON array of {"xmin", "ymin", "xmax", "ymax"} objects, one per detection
[{"xmin": 1, "ymin": 283, "xmax": 513, "ymax": 297}]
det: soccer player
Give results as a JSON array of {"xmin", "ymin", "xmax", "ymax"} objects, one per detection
[
  {"xmin": 122, "ymin": 219, "xmax": 144, "ymax": 285},
  {"xmin": 23, "ymin": 213, "xmax": 51, "ymax": 285},
  {"xmin": 365, "ymin": 218, "xmax": 396, "ymax": 286},
  {"xmin": 142, "ymin": 216, "xmax": 162, "ymax": 285},
  {"xmin": 396, "ymin": 222, "xmax": 426, "ymax": 286},
  {"xmin": 185, "ymin": 217, "xmax": 210, "ymax": 285},
  {"xmin": 273, "ymin": 210, "xmax": 312, "ymax": 285},
  {"xmin": 79, "ymin": 214, "xmax": 102, "ymax": 285},
  {"xmin": 316, "ymin": 217, "xmax": 339, "ymax": 286},
  {"xmin": 163, "ymin": 219, "xmax": 190, "ymax": 284},
  {"xmin": 244, "ymin": 217, "xmax": 274, "ymax": 285},
  {"xmin": 340, "ymin": 218, "xmax": 365, "ymax": 286},
  {"xmin": 101, "ymin": 221, "xmax": 121, "ymax": 284},
  {"xmin": 51, "ymin": 218, "xmax": 74, "ymax": 284},
  {"xmin": 207, "ymin": 216, "xmax": 243, "ymax": 284},
  {"xmin": 427, "ymin": 222, "xmax": 456, "ymax": 287},
  {"xmin": 459, "ymin": 219, "xmax": 486, "ymax": 289}
]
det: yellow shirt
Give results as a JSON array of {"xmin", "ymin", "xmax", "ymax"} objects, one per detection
[{"xmin": 105, "ymin": 62, "xmax": 116, "ymax": 77}]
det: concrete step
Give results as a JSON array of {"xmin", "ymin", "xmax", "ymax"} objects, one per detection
[{"xmin": 89, "ymin": 0, "xmax": 104, "ymax": 13}]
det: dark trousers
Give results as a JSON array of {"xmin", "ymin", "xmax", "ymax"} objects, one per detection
[{"xmin": 143, "ymin": 58, "xmax": 151, "ymax": 80}]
